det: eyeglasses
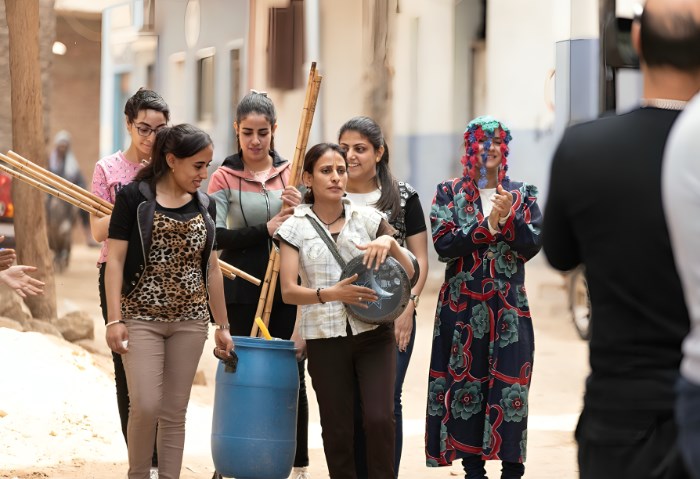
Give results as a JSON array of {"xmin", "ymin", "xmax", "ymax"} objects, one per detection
[{"xmin": 134, "ymin": 123, "xmax": 164, "ymax": 137}]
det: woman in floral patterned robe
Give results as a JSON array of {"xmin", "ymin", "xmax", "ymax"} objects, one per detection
[{"xmin": 425, "ymin": 116, "xmax": 542, "ymax": 479}]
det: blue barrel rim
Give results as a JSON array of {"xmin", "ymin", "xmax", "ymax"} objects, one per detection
[{"xmin": 231, "ymin": 335, "xmax": 296, "ymax": 350}]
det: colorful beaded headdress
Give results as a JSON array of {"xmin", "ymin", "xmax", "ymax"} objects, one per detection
[{"xmin": 461, "ymin": 116, "xmax": 512, "ymax": 188}]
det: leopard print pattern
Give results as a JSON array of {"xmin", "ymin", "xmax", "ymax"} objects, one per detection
[
  {"xmin": 379, "ymin": 181, "xmax": 416, "ymax": 247},
  {"xmin": 122, "ymin": 212, "xmax": 209, "ymax": 322}
]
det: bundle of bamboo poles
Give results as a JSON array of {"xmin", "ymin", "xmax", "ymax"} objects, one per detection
[
  {"xmin": 0, "ymin": 150, "xmax": 260, "ymax": 286},
  {"xmin": 250, "ymin": 63, "xmax": 322, "ymax": 337}
]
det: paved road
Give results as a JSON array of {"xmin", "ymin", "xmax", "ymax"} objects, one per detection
[{"xmin": 52, "ymin": 246, "xmax": 589, "ymax": 478}]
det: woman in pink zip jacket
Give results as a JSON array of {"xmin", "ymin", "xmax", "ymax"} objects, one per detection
[{"xmin": 207, "ymin": 91, "xmax": 310, "ymax": 479}]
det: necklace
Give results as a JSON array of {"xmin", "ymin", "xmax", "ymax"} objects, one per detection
[
  {"xmin": 640, "ymin": 98, "xmax": 688, "ymax": 111},
  {"xmin": 312, "ymin": 207, "xmax": 345, "ymax": 228}
]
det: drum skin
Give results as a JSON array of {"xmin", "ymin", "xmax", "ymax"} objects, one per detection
[
  {"xmin": 212, "ymin": 336, "xmax": 299, "ymax": 479},
  {"xmin": 340, "ymin": 255, "xmax": 411, "ymax": 325}
]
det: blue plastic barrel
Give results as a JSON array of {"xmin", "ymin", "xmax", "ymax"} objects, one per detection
[{"xmin": 212, "ymin": 336, "xmax": 300, "ymax": 479}]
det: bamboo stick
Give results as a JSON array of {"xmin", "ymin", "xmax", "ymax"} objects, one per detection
[
  {"xmin": 250, "ymin": 249, "xmax": 277, "ymax": 337},
  {"xmin": 221, "ymin": 269, "xmax": 236, "ymax": 281},
  {"xmin": 0, "ymin": 162, "xmax": 103, "ymax": 216},
  {"xmin": 218, "ymin": 259, "xmax": 261, "ymax": 286},
  {"xmin": 0, "ymin": 152, "xmax": 112, "ymax": 216},
  {"xmin": 290, "ymin": 71, "xmax": 323, "ymax": 184},
  {"xmin": 260, "ymin": 250, "xmax": 281, "ymax": 330},
  {"xmin": 253, "ymin": 63, "xmax": 323, "ymax": 336},
  {"xmin": 2, "ymin": 151, "xmax": 260, "ymax": 285},
  {"xmin": 7, "ymin": 150, "xmax": 113, "ymax": 211}
]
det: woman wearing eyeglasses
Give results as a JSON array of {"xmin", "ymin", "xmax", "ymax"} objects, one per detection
[{"xmin": 90, "ymin": 88, "xmax": 170, "ymax": 479}]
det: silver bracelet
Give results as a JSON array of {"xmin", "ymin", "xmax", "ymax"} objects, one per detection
[
  {"xmin": 215, "ymin": 323, "xmax": 230, "ymax": 330},
  {"xmin": 106, "ymin": 320, "xmax": 125, "ymax": 328}
]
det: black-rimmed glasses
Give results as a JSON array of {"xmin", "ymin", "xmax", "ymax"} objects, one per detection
[{"xmin": 134, "ymin": 124, "xmax": 164, "ymax": 137}]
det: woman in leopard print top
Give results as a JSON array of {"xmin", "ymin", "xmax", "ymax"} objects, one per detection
[{"xmin": 105, "ymin": 124, "xmax": 233, "ymax": 479}]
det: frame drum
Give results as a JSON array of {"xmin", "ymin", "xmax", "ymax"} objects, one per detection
[{"xmin": 340, "ymin": 255, "xmax": 411, "ymax": 325}]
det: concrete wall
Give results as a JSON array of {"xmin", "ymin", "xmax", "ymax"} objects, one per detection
[
  {"xmin": 316, "ymin": 0, "xmax": 363, "ymax": 145},
  {"xmin": 480, "ymin": 0, "xmax": 559, "ymax": 203},
  {"xmin": 246, "ymin": 0, "xmax": 308, "ymax": 162},
  {"xmin": 155, "ymin": 0, "xmax": 248, "ymax": 165},
  {"xmin": 97, "ymin": 0, "xmax": 616, "ymax": 213},
  {"xmin": 391, "ymin": 0, "xmax": 462, "ymax": 208},
  {"xmin": 50, "ymin": 12, "xmax": 102, "ymax": 181}
]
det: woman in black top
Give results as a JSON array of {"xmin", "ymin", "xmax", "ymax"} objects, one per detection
[{"xmin": 339, "ymin": 116, "xmax": 429, "ymax": 477}]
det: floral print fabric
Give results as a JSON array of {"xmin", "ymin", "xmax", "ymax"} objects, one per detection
[{"xmin": 425, "ymin": 178, "xmax": 542, "ymax": 466}]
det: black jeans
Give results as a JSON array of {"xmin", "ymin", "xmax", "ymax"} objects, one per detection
[
  {"xmin": 99, "ymin": 263, "xmax": 158, "ymax": 467},
  {"xmin": 307, "ymin": 323, "xmax": 396, "ymax": 479},
  {"xmin": 576, "ymin": 407, "xmax": 688, "ymax": 479},
  {"xmin": 354, "ymin": 314, "xmax": 416, "ymax": 478}
]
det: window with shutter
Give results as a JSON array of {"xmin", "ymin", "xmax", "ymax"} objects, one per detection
[{"xmin": 267, "ymin": 0, "xmax": 305, "ymax": 90}]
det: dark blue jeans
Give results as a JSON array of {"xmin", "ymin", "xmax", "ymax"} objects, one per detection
[
  {"xmin": 354, "ymin": 314, "xmax": 416, "ymax": 478},
  {"xmin": 676, "ymin": 376, "xmax": 700, "ymax": 479}
]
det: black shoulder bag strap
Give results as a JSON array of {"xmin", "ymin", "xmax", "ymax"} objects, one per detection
[{"xmin": 305, "ymin": 215, "xmax": 347, "ymax": 269}]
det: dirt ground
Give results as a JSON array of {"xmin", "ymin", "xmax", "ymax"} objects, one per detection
[{"xmin": 0, "ymin": 244, "xmax": 589, "ymax": 479}]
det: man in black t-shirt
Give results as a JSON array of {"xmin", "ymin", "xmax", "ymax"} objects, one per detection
[{"xmin": 543, "ymin": 0, "xmax": 700, "ymax": 477}]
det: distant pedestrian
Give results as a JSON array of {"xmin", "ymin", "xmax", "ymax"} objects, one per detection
[{"xmin": 48, "ymin": 130, "xmax": 96, "ymax": 247}]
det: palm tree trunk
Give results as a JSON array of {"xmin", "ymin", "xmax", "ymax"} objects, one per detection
[{"xmin": 5, "ymin": 0, "xmax": 57, "ymax": 319}]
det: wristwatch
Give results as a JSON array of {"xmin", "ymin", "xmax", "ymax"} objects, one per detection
[{"xmin": 410, "ymin": 294, "xmax": 420, "ymax": 308}]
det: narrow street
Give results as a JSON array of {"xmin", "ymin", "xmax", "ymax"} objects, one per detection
[{"xmin": 5, "ymin": 245, "xmax": 588, "ymax": 478}]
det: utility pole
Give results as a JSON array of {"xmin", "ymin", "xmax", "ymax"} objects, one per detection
[
  {"xmin": 364, "ymin": 0, "xmax": 398, "ymax": 146},
  {"xmin": 599, "ymin": 0, "xmax": 617, "ymax": 113}
]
